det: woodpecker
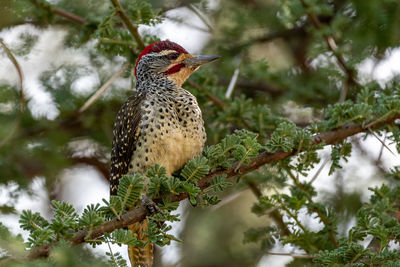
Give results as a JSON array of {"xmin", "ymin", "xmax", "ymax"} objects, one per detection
[{"xmin": 110, "ymin": 40, "xmax": 219, "ymax": 267}]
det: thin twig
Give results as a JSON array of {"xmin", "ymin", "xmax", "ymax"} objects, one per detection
[
  {"xmin": 310, "ymin": 157, "xmax": 329, "ymax": 184},
  {"xmin": 0, "ymin": 38, "xmax": 25, "ymax": 149},
  {"xmin": 158, "ymin": 0, "xmax": 198, "ymax": 14},
  {"xmin": 352, "ymin": 137, "xmax": 387, "ymax": 175},
  {"xmin": 339, "ymin": 81, "xmax": 349, "ymax": 103},
  {"xmin": 53, "ymin": 8, "xmax": 87, "ymax": 25},
  {"xmin": 285, "ymin": 168, "xmax": 338, "ymax": 248},
  {"xmin": 79, "ymin": 62, "xmax": 131, "ymax": 114},
  {"xmin": 0, "ymin": 39, "xmax": 24, "ymax": 110},
  {"xmin": 186, "ymin": 4, "xmax": 214, "ymax": 32},
  {"xmin": 299, "ymin": 0, "xmax": 359, "ymax": 101},
  {"xmin": 210, "ymin": 189, "xmax": 249, "ymax": 211},
  {"xmin": 106, "ymin": 241, "xmax": 117, "ymax": 266},
  {"xmin": 27, "ymin": 113, "xmax": 400, "ymax": 259},
  {"xmin": 377, "ymin": 133, "xmax": 386, "ymax": 162},
  {"xmin": 368, "ymin": 127, "xmax": 395, "ymax": 156},
  {"xmin": 187, "ymin": 81, "xmax": 225, "ymax": 108},
  {"xmin": 164, "ymin": 15, "xmax": 209, "ymax": 33},
  {"xmin": 225, "ymin": 67, "xmax": 240, "ymax": 99},
  {"xmin": 245, "ymin": 178, "xmax": 262, "ymax": 197},
  {"xmin": 218, "ymin": 78, "xmax": 283, "ymax": 98},
  {"xmin": 266, "ymin": 252, "xmax": 314, "ymax": 259},
  {"xmin": 110, "ymin": 0, "xmax": 145, "ymax": 50},
  {"xmin": 245, "ymin": 178, "xmax": 292, "ymax": 236}
]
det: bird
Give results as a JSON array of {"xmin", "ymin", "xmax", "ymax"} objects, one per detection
[{"xmin": 110, "ymin": 40, "xmax": 219, "ymax": 267}]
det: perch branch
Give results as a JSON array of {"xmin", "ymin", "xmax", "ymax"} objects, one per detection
[{"xmin": 27, "ymin": 113, "xmax": 400, "ymax": 259}]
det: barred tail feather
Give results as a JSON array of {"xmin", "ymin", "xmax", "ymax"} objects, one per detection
[{"xmin": 128, "ymin": 219, "xmax": 154, "ymax": 267}]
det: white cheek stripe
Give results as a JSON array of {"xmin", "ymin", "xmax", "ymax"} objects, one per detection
[{"xmin": 158, "ymin": 50, "xmax": 178, "ymax": 56}]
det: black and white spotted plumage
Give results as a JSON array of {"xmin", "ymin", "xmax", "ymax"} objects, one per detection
[
  {"xmin": 110, "ymin": 91, "xmax": 146, "ymax": 196},
  {"xmin": 109, "ymin": 40, "xmax": 218, "ymax": 267}
]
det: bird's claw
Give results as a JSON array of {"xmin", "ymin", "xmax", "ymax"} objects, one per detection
[{"xmin": 141, "ymin": 195, "xmax": 163, "ymax": 215}]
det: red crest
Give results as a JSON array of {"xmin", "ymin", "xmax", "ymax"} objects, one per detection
[{"xmin": 134, "ymin": 40, "xmax": 188, "ymax": 77}]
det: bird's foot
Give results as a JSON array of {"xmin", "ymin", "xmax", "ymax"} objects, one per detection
[{"xmin": 141, "ymin": 195, "xmax": 163, "ymax": 215}]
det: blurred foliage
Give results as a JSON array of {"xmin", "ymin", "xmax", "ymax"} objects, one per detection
[{"xmin": 1, "ymin": 0, "xmax": 400, "ymax": 266}]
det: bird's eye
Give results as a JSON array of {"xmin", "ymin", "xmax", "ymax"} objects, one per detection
[{"xmin": 168, "ymin": 53, "xmax": 180, "ymax": 60}]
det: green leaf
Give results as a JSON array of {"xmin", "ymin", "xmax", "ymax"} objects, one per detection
[
  {"xmin": 50, "ymin": 200, "xmax": 79, "ymax": 233},
  {"xmin": 166, "ymin": 176, "xmax": 182, "ymax": 195},
  {"xmin": 106, "ymin": 229, "xmax": 142, "ymax": 247},
  {"xmin": 180, "ymin": 156, "xmax": 210, "ymax": 182},
  {"xmin": 100, "ymin": 196, "xmax": 124, "ymax": 219},
  {"xmin": 160, "ymin": 197, "xmax": 180, "ymax": 211},
  {"xmin": 147, "ymin": 164, "xmax": 169, "ymax": 198},
  {"xmin": 329, "ymin": 142, "xmax": 352, "ymax": 175},
  {"xmin": 243, "ymin": 226, "xmax": 276, "ymax": 250},
  {"xmin": 200, "ymin": 194, "xmax": 221, "ymax": 206},
  {"xmin": 27, "ymin": 229, "xmax": 54, "ymax": 248},
  {"xmin": 79, "ymin": 204, "xmax": 105, "ymax": 227},
  {"xmin": 125, "ymin": 0, "xmax": 161, "ymax": 26},
  {"xmin": 19, "ymin": 210, "xmax": 49, "ymax": 232},
  {"xmin": 106, "ymin": 251, "xmax": 128, "ymax": 267},
  {"xmin": 117, "ymin": 174, "xmax": 145, "ymax": 209},
  {"xmin": 51, "ymin": 200, "xmax": 78, "ymax": 220},
  {"xmin": 207, "ymin": 174, "xmax": 232, "ymax": 192},
  {"xmin": 180, "ymin": 182, "xmax": 201, "ymax": 205}
]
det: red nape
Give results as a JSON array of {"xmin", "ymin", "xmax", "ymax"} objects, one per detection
[
  {"xmin": 165, "ymin": 63, "xmax": 185, "ymax": 75},
  {"xmin": 135, "ymin": 40, "xmax": 188, "ymax": 77}
]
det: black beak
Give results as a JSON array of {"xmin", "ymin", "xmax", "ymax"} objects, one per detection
[{"xmin": 183, "ymin": 55, "xmax": 220, "ymax": 68}]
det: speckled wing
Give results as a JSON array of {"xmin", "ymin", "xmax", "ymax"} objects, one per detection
[{"xmin": 110, "ymin": 91, "xmax": 146, "ymax": 196}]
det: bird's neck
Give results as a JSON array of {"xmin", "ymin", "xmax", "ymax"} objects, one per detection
[{"xmin": 136, "ymin": 72, "xmax": 180, "ymax": 94}]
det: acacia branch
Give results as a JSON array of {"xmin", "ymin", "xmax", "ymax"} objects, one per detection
[
  {"xmin": 266, "ymin": 252, "xmax": 314, "ymax": 259},
  {"xmin": 70, "ymin": 156, "xmax": 110, "ymax": 181},
  {"xmin": 110, "ymin": 0, "xmax": 145, "ymax": 50},
  {"xmin": 27, "ymin": 207, "xmax": 148, "ymax": 260},
  {"xmin": 27, "ymin": 113, "xmax": 400, "ymax": 260},
  {"xmin": 32, "ymin": 2, "xmax": 144, "ymax": 51},
  {"xmin": 52, "ymin": 8, "xmax": 87, "ymax": 25},
  {"xmin": 0, "ymin": 38, "xmax": 25, "ymax": 149},
  {"xmin": 245, "ymin": 178, "xmax": 291, "ymax": 236},
  {"xmin": 78, "ymin": 62, "xmax": 131, "ymax": 114},
  {"xmin": 299, "ymin": 0, "xmax": 359, "ymax": 101}
]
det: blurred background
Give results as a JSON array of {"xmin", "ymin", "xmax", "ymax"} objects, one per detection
[{"xmin": 1, "ymin": 0, "xmax": 400, "ymax": 266}]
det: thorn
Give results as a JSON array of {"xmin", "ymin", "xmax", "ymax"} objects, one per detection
[
  {"xmin": 310, "ymin": 157, "xmax": 329, "ymax": 184},
  {"xmin": 225, "ymin": 56, "xmax": 241, "ymax": 99},
  {"xmin": 368, "ymin": 127, "xmax": 395, "ymax": 156}
]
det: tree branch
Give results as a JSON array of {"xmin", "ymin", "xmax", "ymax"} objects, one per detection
[
  {"xmin": 27, "ymin": 207, "xmax": 148, "ymax": 260},
  {"xmin": 110, "ymin": 0, "xmax": 145, "ymax": 50},
  {"xmin": 33, "ymin": 2, "xmax": 144, "ymax": 51},
  {"xmin": 78, "ymin": 62, "xmax": 131, "ymax": 114},
  {"xmin": 218, "ymin": 78, "xmax": 284, "ymax": 98},
  {"xmin": 0, "ymin": 38, "xmax": 25, "ymax": 149},
  {"xmin": 52, "ymin": 8, "xmax": 87, "ymax": 25},
  {"xmin": 187, "ymin": 81, "xmax": 226, "ymax": 108},
  {"xmin": 70, "ymin": 156, "xmax": 110, "ymax": 181},
  {"xmin": 266, "ymin": 251, "xmax": 314, "ymax": 259},
  {"xmin": 27, "ymin": 113, "xmax": 400, "ymax": 260},
  {"xmin": 299, "ymin": 0, "xmax": 359, "ymax": 101},
  {"xmin": 186, "ymin": 4, "xmax": 213, "ymax": 32},
  {"xmin": 245, "ymin": 178, "xmax": 291, "ymax": 236}
]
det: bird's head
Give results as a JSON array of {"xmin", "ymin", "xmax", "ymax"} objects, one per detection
[{"xmin": 135, "ymin": 40, "xmax": 220, "ymax": 87}]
